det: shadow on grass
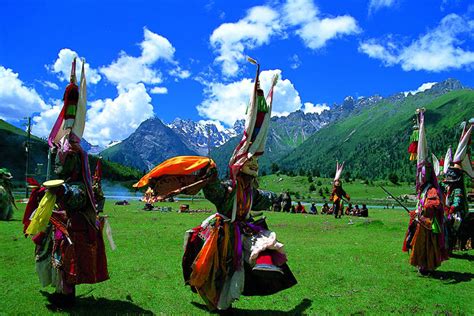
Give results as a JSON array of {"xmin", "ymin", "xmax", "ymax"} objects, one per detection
[
  {"xmin": 41, "ymin": 291, "xmax": 154, "ymax": 315},
  {"xmin": 432, "ymin": 271, "xmax": 474, "ymax": 284},
  {"xmin": 449, "ymin": 253, "xmax": 474, "ymax": 262},
  {"xmin": 191, "ymin": 298, "xmax": 312, "ymax": 315}
]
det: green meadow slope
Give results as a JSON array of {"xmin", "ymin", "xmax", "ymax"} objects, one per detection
[{"xmin": 280, "ymin": 90, "xmax": 474, "ymax": 181}]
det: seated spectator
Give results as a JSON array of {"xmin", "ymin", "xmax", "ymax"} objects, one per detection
[
  {"xmin": 321, "ymin": 203, "xmax": 330, "ymax": 214},
  {"xmin": 327, "ymin": 206, "xmax": 334, "ymax": 215},
  {"xmin": 272, "ymin": 195, "xmax": 282, "ymax": 212},
  {"xmin": 353, "ymin": 204, "xmax": 360, "ymax": 216},
  {"xmin": 310, "ymin": 203, "xmax": 318, "ymax": 215},
  {"xmin": 144, "ymin": 203, "xmax": 154, "ymax": 211},
  {"xmin": 296, "ymin": 201, "xmax": 306, "ymax": 213},
  {"xmin": 345, "ymin": 203, "xmax": 353, "ymax": 215},
  {"xmin": 359, "ymin": 204, "xmax": 368, "ymax": 217}
]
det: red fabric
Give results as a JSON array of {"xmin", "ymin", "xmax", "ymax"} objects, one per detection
[
  {"xmin": 255, "ymin": 251, "xmax": 273, "ymax": 265},
  {"xmin": 26, "ymin": 177, "xmax": 40, "ymax": 187},
  {"xmin": 402, "ymin": 211, "xmax": 417, "ymax": 252},
  {"xmin": 408, "ymin": 141, "xmax": 418, "ymax": 154},
  {"xmin": 63, "ymin": 83, "xmax": 79, "ymax": 120},
  {"xmin": 296, "ymin": 204, "xmax": 306, "ymax": 213},
  {"xmin": 94, "ymin": 159, "xmax": 102, "ymax": 181},
  {"xmin": 48, "ymin": 102, "xmax": 67, "ymax": 147},
  {"xmin": 62, "ymin": 212, "xmax": 109, "ymax": 285}
]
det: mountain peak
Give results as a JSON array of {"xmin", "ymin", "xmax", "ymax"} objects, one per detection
[{"xmin": 430, "ymin": 78, "xmax": 465, "ymax": 94}]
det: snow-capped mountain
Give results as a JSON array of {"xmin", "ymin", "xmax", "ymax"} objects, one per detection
[
  {"xmin": 168, "ymin": 118, "xmax": 241, "ymax": 155},
  {"xmin": 100, "ymin": 78, "xmax": 468, "ymax": 172}
]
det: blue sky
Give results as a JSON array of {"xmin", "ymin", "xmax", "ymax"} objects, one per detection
[{"xmin": 1, "ymin": 0, "xmax": 473, "ymax": 146}]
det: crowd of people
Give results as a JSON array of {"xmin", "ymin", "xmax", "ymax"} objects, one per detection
[
  {"xmin": 273, "ymin": 200, "xmax": 369, "ymax": 217},
  {"xmin": 402, "ymin": 109, "xmax": 473, "ymax": 275}
]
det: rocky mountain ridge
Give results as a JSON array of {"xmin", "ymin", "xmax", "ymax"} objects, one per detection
[{"xmin": 101, "ymin": 78, "xmax": 468, "ymax": 172}]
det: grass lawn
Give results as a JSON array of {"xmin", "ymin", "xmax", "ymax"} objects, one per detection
[
  {"xmin": 1, "ymin": 199, "xmax": 473, "ymax": 315},
  {"xmin": 257, "ymin": 175, "xmax": 415, "ymax": 206}
]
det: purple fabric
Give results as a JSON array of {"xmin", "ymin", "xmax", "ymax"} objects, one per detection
[
  {"xmin": 234, "ymin": 224, "xmax": 242, "ymax": 271},
  {"xmin": 271, "ymin": 251, "xmax": 287, "ymax": 266},
  {"xmin": 246, "ymin": 222, "xmax": 264, "ymax": 233}
]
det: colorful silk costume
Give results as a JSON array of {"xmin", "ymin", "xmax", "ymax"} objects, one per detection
[
  {"xmin": 441, "ymin": 121, "xmax": 474, "ymax": 251},
  {"xmin": 23, "ymin": 58, "xmax": 109, "ymax": 307},
  {"xmin": 135, "ymin": 60, "xmax": 296, "ymax": 311},
  {"xmin": 402, "ymin": 109, "xmax": 448, "ymax": 274}
]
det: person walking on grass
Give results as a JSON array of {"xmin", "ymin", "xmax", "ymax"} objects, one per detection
[
  {"xmin": 402, "ymin": 109, "xmax": 448, "ymax": 275},
  {"xmin": 331, "ymin": 161, "xmax": 350, "ymax": 219},
  {"xmin": 23, "ymin": 58, "xmax": 109, "ymax": 308},
  {"xmin": 134, "ymin": 60, "xmax": 297, "ymax": 312}
]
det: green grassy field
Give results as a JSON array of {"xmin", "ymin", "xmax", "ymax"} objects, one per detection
[
  {"xmin": 1, "ymin": 200, "xmax": 473, "ymax": 315},
  {"xmin": 192, "ymin": 174, "xmax": 414, "ymax": 205}
]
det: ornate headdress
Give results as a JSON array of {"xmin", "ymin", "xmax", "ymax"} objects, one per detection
[
  {"xmin": 228, "ymin": 57, "xmax": 278, "ymax": 182},
  {"xmin": 48, "ymin": 57, "xmax": 87, "ymax": 152},
  {"xmin": 443, "ymin": 147, "xmax": 452, "ymax": 174},
  {"xmin": 452, "ymin": 119, "xmax": 473, "ymax": 178},
  {"xmin": 334, "ymin": 161, "xmax": 344, "ymax": 182}
]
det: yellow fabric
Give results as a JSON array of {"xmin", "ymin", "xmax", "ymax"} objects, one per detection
[
  {"xmin": 26, "ymin": 191, "xmax": 56, "ymax": 235},
  {"xmin": 133, "ymin": 156, "xmax": 216, "ymax": 188},
  {"xmin": 219, "ymin": 223, "xmax": 230, "ymax": 275}
]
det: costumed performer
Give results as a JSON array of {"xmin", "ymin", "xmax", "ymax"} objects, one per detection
[
  {"xmin": 441, "ymin": 119, "xmax": 474, "ymax": 252},
  {"xmin": 330, "ymin": 162, "xmax": 350, "ymax": 219},
  {"xmin": 402, "ymin": 109, "xmax": 448, "ymax": 275},
  {"xmin": 134, "ymin": 58, "xmax": 297, "ymax": 311},
  {"xmin": 0, "ymin": 168, "xmax": 16, "ymax": 220},
  {"xmin": 23, "ymin": 58, "xmax": 109, "ymax": 308}
]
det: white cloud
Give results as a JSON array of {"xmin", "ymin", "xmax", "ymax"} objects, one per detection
[
  {"xmin": 0, "ymin": 66, "xmax": 49, "ymax": 121},
  {"xmin": 368, "ymin": 0, "xmax": 397, "ymax": 15},
  {"xmin": 302, "ymin": 102, "xmax": 330, "ymax": 114},
  {"xmin": 32, "ymin": 84, "xmax": 155, "ymax": 146},
  {"xmin": 296, "ymin": 15, "xmax": 360, "ymax": 50},
  {"xmin": 140, "ymin": 28, "xmax": 175, "ymax": 63},
  {"xmin": 210, "ymin": 1, "xmax": 360, "ymax": 76},
  {"xmin": 283, "ymin": 0, "xmax": 360, "ymax": 50},
  {"xmin": 198, "ymin": 119, "xmax": 227, "ymax": 132},
  {"xmin": 28, "ymin": 28, "xmax": 192, "ymax": 146},
  {"xmin": 100, "ymin": 27, "xmax": 189, "ymax": 90},
  {"xmin": 359, "ymin": 14, "xmax": 474, "ymax": 72},
  {"xmin": 84, "ymin": 83, "xmax": 154, "ymax": 146},
  {"xmin": 358, "ymin": 40, "xmax": 399, "ymax": 65},
  {"xmin": 283, "ymin": 0, "xmax": 319, "ymax": 25},
  {"xmin": 197, "ymin": 69, "xmax": 301, "ymax": 125},
  {"xmin": 403, "ymin": 82, "xmax": 437, "ymax": 97},
  {"xmin": 169, "ymin": 66, "xmax": 191, "ymax": 79},
  {"xmin": 31, "ymin": 99, "xmax": 61, "ymax": 137},
  {"xmin": 47, "ymin": 48, "xmax": 102, "ymax": 84},
  {"xmin": 289, "ymin": 54, "xmax": 301, "ymax": 69},
  {"xmin": 150, "ymin": 86, "xmax": 168, "ymax": 94},
  {"xmin": 38, "ymin": 80, "xmax": 59, "ymax": 90},
  {"xmin": 210, "ymin": 6, "xmax": 281, "ymax": 77},
  {"xmin": 100, "ymin": 52, "xmax": 163, "ymax": 90}
]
